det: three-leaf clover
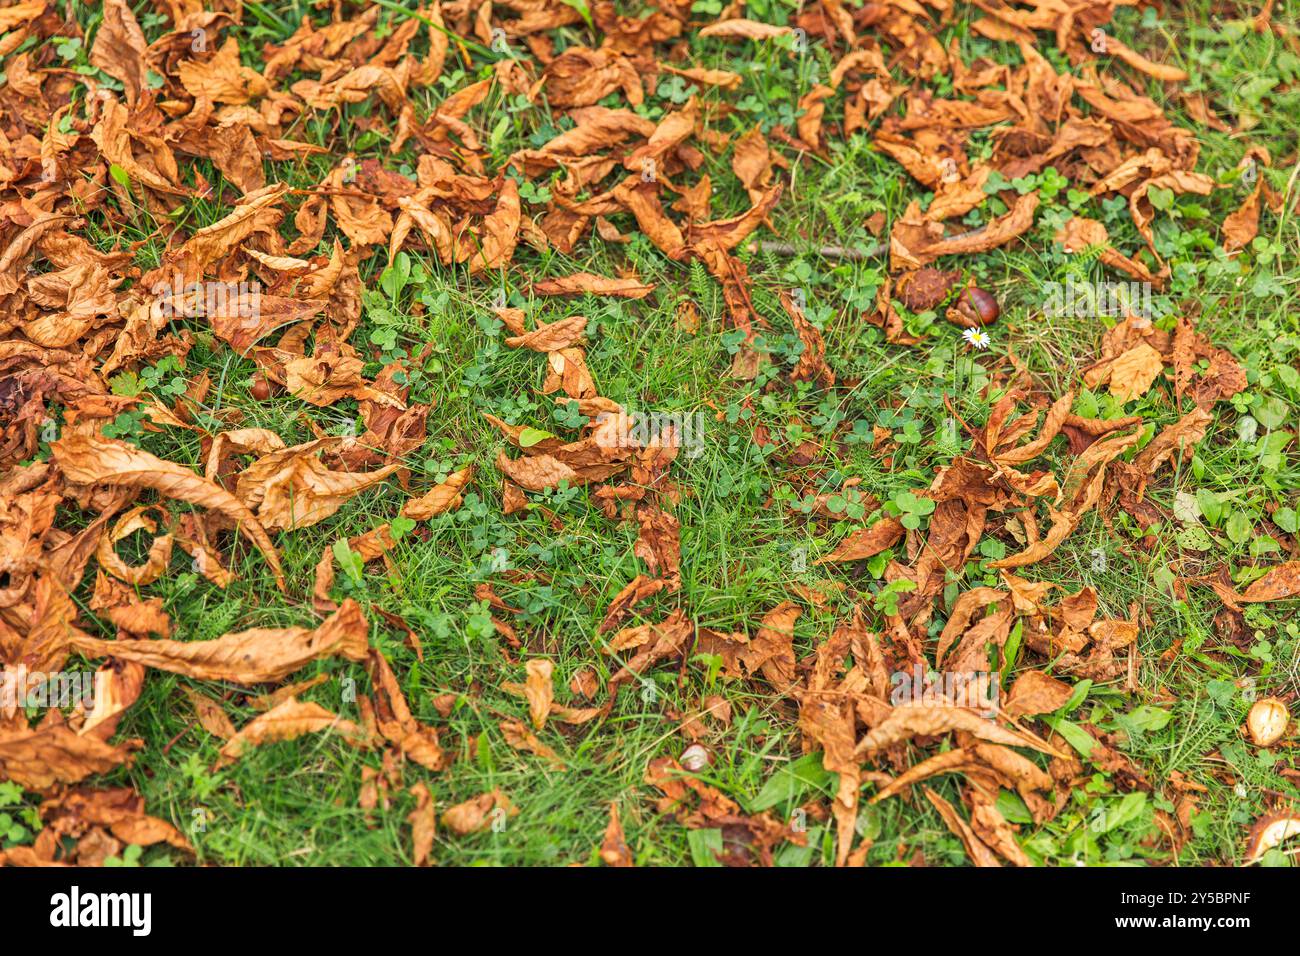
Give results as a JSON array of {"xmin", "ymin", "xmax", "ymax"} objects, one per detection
[{"xmin": 889, "ymin": 490, "xmax": 936, "ymax": 530}]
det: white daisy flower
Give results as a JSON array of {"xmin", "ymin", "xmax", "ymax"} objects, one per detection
[{"xmin": 962, "ymin": 327, "xmax": 991, "ymax": 350}]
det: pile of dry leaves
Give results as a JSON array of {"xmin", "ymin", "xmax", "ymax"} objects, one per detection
[{"xmin": 0, "ymin": 0, "xmax": 1296, "ymax": 866}]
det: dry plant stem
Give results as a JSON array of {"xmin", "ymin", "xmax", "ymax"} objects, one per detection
[{"xmin": 748, "ymin": 240, "xmax": 887, "ymax": 261}]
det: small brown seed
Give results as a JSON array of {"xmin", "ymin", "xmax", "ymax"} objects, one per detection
[
  {"xmin": 945, "ymin": 285, "xmax": 1000, "ymax": 328},
  {"xmin": 250, "ymin": 374, "xmax": 274, "ymax": 401}
]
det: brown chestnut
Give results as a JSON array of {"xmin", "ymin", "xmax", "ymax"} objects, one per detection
[
  {"xmin": 250, "ymin": 373, "xmax": 274, "ymax": 401},
  {"xmin": 945, "ymin": 285, "xmax": 1000, "ymax": 328}
]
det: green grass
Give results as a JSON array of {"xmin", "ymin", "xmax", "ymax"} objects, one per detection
[{"xmin": 12, "ymin": 0, "xmax": 1300, "ymax": 866}]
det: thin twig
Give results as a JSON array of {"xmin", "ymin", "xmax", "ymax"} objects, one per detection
[{"xmin": 747, "ymin": 240, "xmax": 887, "ymax": 261}]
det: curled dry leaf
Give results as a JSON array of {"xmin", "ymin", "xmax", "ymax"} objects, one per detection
[
  {"xmin": 0, "ymin": 718, "xmax": 132, "ymax": 790},
  {"xmin": 524, "ymin": 659, "xmax": 555, "ymax": 730},
  {"xmin": 600, "ymin": 802, "xmax": 634, "ymax": 866},
  {"xmin": 39, "ymin": 787, "xmax": 192, "ymax": 856},
  {"xmin": 504, "ymin": 315, "xmax": 587, "ymax": 352},
  {"xmin": 367, "ymin": 649, "xmax": 446, "ymax": 771},
  {"xmin": 284, "ymin": 349, "xmax": 402, "ymax": 407},
  {"xmin": 400, "ymin": 466, "xmax": 475, "ymax": 521},
  {"xmin": 441, "ymin": 789, "xmax": 516, "ymax": 835},
  {"xmin": 1236, "ymin": 562, "xmax": 1300, "ymax": 604},
  {"xmin": 606, "ymin": 609, "xmax": 695, "ymax": 694},
  {"xmin": 1133, "ymin": 407, "xmax": 1212, "ymax": 475},
  {"xmin": 699, "ymin": 19, "xmax": 793, "ymax": 40},
  {"xmin": 96, "ymin": 505, "xmax": 173, "ymax": 587},
  {"xmin": 407, "ymin": 782, "xmax": 436, "ymax": 867},
  {"xmin": 1222, "ymin": 182, "xmax": 1263, "ymax": 252},
  {"xmin": 500, "ymin": 718, "xmax": 564, "ymax": 767},
  {"xmin": 89, "ymin": 0, "xmax": 149, "ymax": 106},
  {"xmin": 217, "ymin": 697, "xmax": 367, "ymax": 767},
  {"xmin": 235, "ymin": 437, "xmax": 401, "ymax": 531},
  {"xmin": 817, "ymin": 517, "xmax": 905, "ymax": 564},
  {"xmin": 532, "ymin": 273, "xmax": 655, "ymax": 299},
  {"xmin": 1091, "ymin": 343, "xmax": 1165, "ymax": 404},
  {"xmin": 52, "ymin": 433, "xmax": 284, "ymax": 590},
  {"xmin": 923, "ymin": 787, "xmax": 1001, "ymax": 867},
  {"xmin": 892, "ymin": 192, "xmax": 1040, "ymax": 269},
  {"xmin": 182, "ymin": 687, "xmax": 237, "ymax": 741},
  {"xmin": 857, "ymin": 701, "xmax": 1057, "ymax": 756},
  {"xmin": 1004, "ymin": 670, "xmax": 1073, "ymax": 719},
  {"xmin": 70, "ymin": 599, "xmax": 370, "ymax": 684},
  {"xmin": 966, "ymin": 784, "xmax": 1031, "ymax": 866},
  {"xmin": 740, "ymin": 602, "xmax": 801, "ymax": 691}
]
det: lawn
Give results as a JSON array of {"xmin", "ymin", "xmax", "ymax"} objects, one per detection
[{"xmin": 0, "ymin": 0, "xmax": 1298, "ymax": 867}]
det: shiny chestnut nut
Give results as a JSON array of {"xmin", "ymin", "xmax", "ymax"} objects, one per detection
[
  {"xmin": 945, "ymin": 285, "xmax": 1000, "ymax": 329},
  {"xmin": 249, "ymin": 373, "xmax": 276, "ymax": 401}
]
